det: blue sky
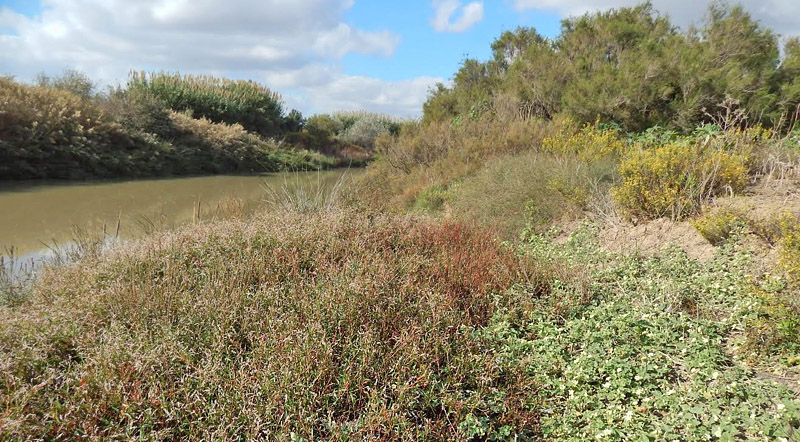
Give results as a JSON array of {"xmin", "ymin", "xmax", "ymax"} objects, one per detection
[
  {"xmin": 1, "ymin": 0, "xmax": 798, "ymax": 117},
  {"xmin": 341, "ymin": 1, "xmax": 561, "ymax": 82}
]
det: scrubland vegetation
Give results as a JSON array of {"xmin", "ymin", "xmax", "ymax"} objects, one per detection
[
  {"xmin": 0, "ymin": 71, "xmax": 402, "ymax": 180},
  {"xmin": 3, "ymin": 1, "xmax": 800, "ymax": 440}
]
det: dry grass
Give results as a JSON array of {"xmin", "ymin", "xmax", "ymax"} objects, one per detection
[
  {"xmin": 448, "ymin": 151, "xmax": 617, "ymax": 236},
  {"xmin": 360, "ymin": 118, "xmax": 559, "ymax": 211},
  {"xmin": 0, "ymin": 209, "xmax": 559, "ymax": 440},
  {"xmin": 263, "ymin": 170, "xmax": 352, "ymax": 214}
]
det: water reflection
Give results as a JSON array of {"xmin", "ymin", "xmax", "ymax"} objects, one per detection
[{"xmin": 0, "ymin": 169, "xmax": 353, "ymax": 257}]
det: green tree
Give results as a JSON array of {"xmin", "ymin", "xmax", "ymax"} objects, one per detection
[
  {"xmin": 505, "ymin": 37, "xmax": 571, "ymax": 119},
  {"xmin": 674, "ymin": 3, "xmax": 779, "ymax": 128},
  {"xmin": 490, "ymin": 27, "xmax": 547, "ymax": 74},
  {"xmin": 774, "ymin": 37, "xmax": 800, "ymax": 129},
  {"xmin": 557, "ymin": 3, "xmax": 678, "ymax": 130}
]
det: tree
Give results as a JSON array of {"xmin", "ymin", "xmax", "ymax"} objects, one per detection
[
  {"xmin": 283, "ymin": 109, "xmax": 305, "ymax": 133},
  {"xmin": 674, "ymin": 3, "xmax": 779, "ymax": 127},
  {"xmin": 557, "ymin": 3, "xmax": 678, "ymax": 130},
  {"xmin": 35, "ymin": 69, "xmax": 95, "ymax": 99},
  {"xmin": 773, "ymin": 38, "xmax": 800, "ymax": 129},
  {"xmin": 491, "ymin": 27, "xmax": 547, "ymax": 74},
  {"xmin": 505, "ymin": 39, "xmax": 571, "ymax": 119}
]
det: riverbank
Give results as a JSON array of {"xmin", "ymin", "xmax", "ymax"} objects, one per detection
[
  {"xmin": 0, "ymin": 74, "xmax": 384, "ymax": 181},
  {"xmin": 1, "ymin": 208, "xmax": 798, "ymax": 440}
]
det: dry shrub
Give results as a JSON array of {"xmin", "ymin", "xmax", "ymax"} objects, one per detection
[
  {"xmin": 169, "ymin": 110, "xmax": 272, "ymax": 152},
  {"xmin": 362, "ymin": 118, "xmax": 558, "ymax": 210},
  {"xmin": 449, "ymin": 150, "xmax": 617, "ymax": 236},
  {"xmin": 0, "ymin": 210, "xmax": 555, "ymax": 440},
  {"xmin": 0, "ymin": 77, "xmax": 139, "ymax": 179},
  {"xmin": 168, "ymin": 111, "xmax": 335, "ymax": 173}
]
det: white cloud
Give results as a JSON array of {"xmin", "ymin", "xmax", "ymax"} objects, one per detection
[
  {"xmin": 265, "ymin": 65, "xmax": 441, "ymax": 117},
  {"xmin": 512, "ymin": 0, "xmax": 800, "ymax": 37},
  {"xmin": 306, "ymin": 74, "xmax": 441, "ymax": 117},
  {"xmin": 313, "ymin": 23, "xmax": 400, "ymax": 58},
  {"xmin": 431, "ymin": 0, "xmax": 484, "ymax": 33},
  {"xmin": 0, "ymin": 0, "xmax": 436, "ymax": 116}
]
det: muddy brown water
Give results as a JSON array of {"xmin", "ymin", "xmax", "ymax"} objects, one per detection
[{"xmin": 0, "ymin": 169, "xmax": 354, "ymax": 262}]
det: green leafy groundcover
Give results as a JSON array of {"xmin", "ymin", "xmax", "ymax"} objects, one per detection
[{"xmin": 462, "ymin": 226, "xmax": 799, "ymax": 441}]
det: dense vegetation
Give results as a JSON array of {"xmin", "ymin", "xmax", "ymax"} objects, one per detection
[
  {"xmin": 424, "ymin": 2, "xmax": 800, "ymax": 132},
  {"xmin": 0, "ymin": 72, "xmax": 402, "ymax": 180},
  {"xmin": 2, "ymin": 1, "xmax": 800, "ymax": 440}
]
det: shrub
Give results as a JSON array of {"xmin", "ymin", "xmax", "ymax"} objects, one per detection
[
  {"xmin": 613, "ymin": 141, "xmax": 750, "ymax": 220},
  {"xmin": 34, "ymin": 69, "xmax": 95, "ymax": 99},
  {"xmin": 744, "ymin": 284, "xmax": 800, "ymax": 360},
  {"xmin": 691, "ymin": 208, "xmax": 746, "ymax": 245},
  {"xmin": 305, "ymin": 114, "xmax": 343, "ymax": 143},
  {"xmin": 360, "ymin": 118, "xmax": 561, "ymax": 212},
  {"xmin": 449, "ymin": 151, "xmax": 616, "ymax": 235},
  {"xmin": 334, "ymin": 111, "xmax": 403, "ymax": 150},
  {"xmin": 98, "ymin": 85, "xmax": 173, "ymax": 136},
  {"xmin": 0, "ymin": 77, "xmax": 335, "ymax": 179},
  {"xmin": 541, "ymin": 118, "xmax": 626, "ymax": 161},
  {"xmin": 0, "ymin": 76, "xmax": 160, "ymax": 179},
  {"xmin": 127, "ymin": 71, "xmax": 285, "ymax": 138},
  {"xmin": 411, "ymin": 184, "xmax": 455, "ymax": 213}
]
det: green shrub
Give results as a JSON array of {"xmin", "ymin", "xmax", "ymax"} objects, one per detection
[
  {"xmin": 333, "ymin": 111, "xmax": 403, "ymax": 150},
  {"xmin": 448, "ymin": 151, "xmax": 616, "ymax": 235},
  {"xmin": 34, "ymin": 69, "xmax": 95, "ymax": 99},
  {"xmin": 411, "ymin": 184, "xmax": 455, "ymax": 213},
  {"xmin": 98, "ymin": 85, "xmax": 174, "ymax": 136},
  {"xmin": 127, "ymin": 71, "xmax": 285, "ymax": 138}
]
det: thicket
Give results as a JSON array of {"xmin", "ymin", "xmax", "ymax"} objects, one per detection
[
  {"xmin": 0, "ymin": 72, "xmax": 370, "ymax": 180},
  {"xmin": 0, "ymin": 210, "xmax": 551, "ymax": 439},
  {"xmin": 127, "ymin": 72, "xmax": 287, "ymax": 139},
  {"xmin": 283, "ymin": 111, "xmax": 406, "ymax": 166},
  {"xmin": 360, "ymin": 3, "xmax": 800, "ymax": 233},
  {"xmin": 424, "ymin": 2, "xmax": 800, "ymax": 132}
]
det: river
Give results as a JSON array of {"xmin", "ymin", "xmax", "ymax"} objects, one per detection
[{"xmin": 0, "ymin": 169, "xmax": 354, "ymax": 263}]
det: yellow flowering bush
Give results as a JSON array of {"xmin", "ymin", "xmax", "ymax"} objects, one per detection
[
  {"xmin": 691, "ymin": 208, "xmax": 745, "ymax": 245},
  {"xmin": 541, "ymin": 119, "xmax": 626, "ymax": 161},
  {"xmin": 613, "ymin": 142, "xmax": 750, "ymax": 220}
]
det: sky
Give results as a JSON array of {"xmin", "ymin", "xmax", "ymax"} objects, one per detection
[{"xmin": 1, "ymin": 0, "xmax": 799, "ymax": 118}]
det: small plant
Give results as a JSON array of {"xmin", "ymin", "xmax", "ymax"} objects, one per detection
[
  {"xmin": 778, "ymin": 212, "xmax": 800, "ymax": 283},
  {"xmin": 263, "ymin": 170, "xmax": 350, "ymax": 213},
  {"xmin": 0, "ymin": 248, "xmax": 33, "ymax": 305},
  {"xmin": 691, "ymin": 208, "xmax": 746, "ymax": 245},
  {"xmin": 412, "ymin": 184, "xmax": 455, "ymax": 212}
]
